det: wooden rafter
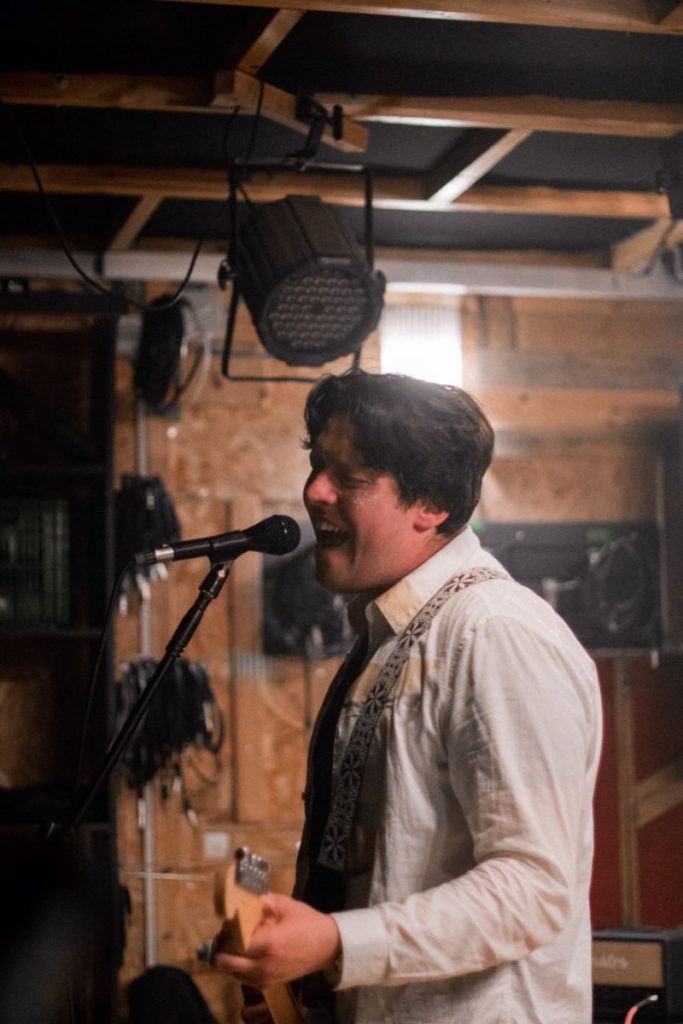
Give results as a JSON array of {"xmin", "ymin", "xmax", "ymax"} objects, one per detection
[
  {"xmin": 157, "ymin": 0, "xmax": 683, "ymax": 35},
  {"xmin": 4, "ymin": 72, "xmax": 683, "ymax": 140},
  {"xmin": 0, "ymin": 69, "xmax": 368, "ymax": 153},
  {"xmin": 426, "ymin": 128, "xmax": 531, "ymax": 203},
  {"xmin": 107, "ymin": 196, "xmax": 162, "ymax": 252},
  {"xmin": 659, "ymin": 2, "xmax": 683, "ymax": 28},
  {"xmin": 314, "ymin": 93, "xmax": 683, "ymax": 138},
  {"xmin": 447, "ymin": 183, "xmax": 668, "ymax": 219},
  {"xmin": 0, "ymin": 161, "xmax": 671, "ymax": 219},
  {"xmin": 0, "ymin": 71, "xmax": 213, "ymax": 112},
  {"xmin": 212, "ymin": 69, "xmax": 367, "ymax": 151},
  {"xmin": 0, "ymin": 161, "xmax": 418, "ymax": 204},
  {"xmin": 612, "ymin": 219, "xmax": 683, "ymax": 273},
  {"xmin": 234, "ymin": 10, "xmax": 304, "ymax": 74}
]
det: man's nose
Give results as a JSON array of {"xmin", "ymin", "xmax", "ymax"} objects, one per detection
[{"xmin": 304, "ymin": 470, "xmax": 337, "ymax": 505}]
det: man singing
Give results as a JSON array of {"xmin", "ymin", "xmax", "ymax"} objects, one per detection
[{"xmin": 214, "ymin": 369, "xmax": 602, "ymax": 1024}]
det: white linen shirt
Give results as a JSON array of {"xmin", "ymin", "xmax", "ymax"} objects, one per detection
[{"xmin": 328, "ymin": 526, "xmax": 602, "ymax": 1024}]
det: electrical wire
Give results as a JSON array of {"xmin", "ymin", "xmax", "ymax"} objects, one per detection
[
  {"xmin": 1, "ymin": 99, "xmax": 229, "ymax": 312},
  {"xmin": 242, "ymin": 79, "xmax": 265, "ymax": 169},
  {"xmin": 624, "ymin": 993, "xmax": 658, "ymax": 1023}
]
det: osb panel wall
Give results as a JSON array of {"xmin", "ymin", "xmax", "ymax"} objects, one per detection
[
  {"xmin": 115, "ymin": 303, "xmax": 352, "ymax": 1021},
  {"xmin": 114, "ymin": 290, "xmax": 683, "ymax": 1021},
  {"xmin": 462, "ymin": 294, "xmax": 680, "ymax": 523}
]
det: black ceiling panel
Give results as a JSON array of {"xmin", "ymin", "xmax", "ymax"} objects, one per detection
[
  {"xmin": 262, "ymin": 14, "xmax": 683, "ymax": 102},
  {"xmin": 1, "ymin": 105, "xmax": 462, "ymax": 175},
  {"xmin": 0, "ymin": 192, "xmax": 139, "ymax": 250},
  {"xmin": 335, "ymin": 206, "xmax": 653, "ymax": 252},
  {"xmin": 2, "ymin": 2, "xmax": 256, "ymax": 75},
  {"xmin": 486, "ymin": 133, "xmax": 666, "ymax": 192}
]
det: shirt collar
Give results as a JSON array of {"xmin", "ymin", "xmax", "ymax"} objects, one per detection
[{"xmin": 348, "ymin": 525, "xmax": 483, "ymax": 640}]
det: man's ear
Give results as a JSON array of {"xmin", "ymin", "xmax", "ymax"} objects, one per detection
[{"xmin": 413, "ymin": 503, "xmax": 449, "ymax": 532}]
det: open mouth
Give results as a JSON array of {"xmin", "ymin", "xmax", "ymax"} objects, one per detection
[{"xmin": 315, "ymin": 526, "xmax": 349, "ymax": 549}]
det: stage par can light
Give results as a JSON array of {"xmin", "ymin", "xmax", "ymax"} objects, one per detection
[{"xmin": 236, "ymin": 195, "xmax": 385, "ymax": 367}]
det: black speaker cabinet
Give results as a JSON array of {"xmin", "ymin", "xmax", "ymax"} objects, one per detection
[{"xmin": 474, "ymin": 521, "xmax": 660, "ymax": 652}]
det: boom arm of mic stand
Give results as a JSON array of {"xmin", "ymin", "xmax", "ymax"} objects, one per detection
[{"xmin": 55, "ymin": 560, "xmax": 234, "ymax": 838}]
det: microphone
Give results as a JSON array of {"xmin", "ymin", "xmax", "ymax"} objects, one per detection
[{"xmin": 134, "ymin": 514, "xmax": 300, "ymax": 566}]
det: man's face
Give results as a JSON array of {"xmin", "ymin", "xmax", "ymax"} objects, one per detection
[{"xmin": 303, "ymin": 413, "xmax": 448, "ymax": 596}]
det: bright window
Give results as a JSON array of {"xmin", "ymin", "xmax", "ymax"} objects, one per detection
[{"xmin": 379, "ymin": 303, "xmax": 463, "ymax": 385}]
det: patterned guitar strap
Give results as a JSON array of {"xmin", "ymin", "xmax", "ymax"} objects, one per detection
[{"xmin": 317, "ymin": 566, "xmax": 507, "ymax": 874}]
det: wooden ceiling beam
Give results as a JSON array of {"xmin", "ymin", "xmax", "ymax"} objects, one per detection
[
  {"xmin": 211, "ymin": 69, "xmax": 368, "ymax": 151},
  {"xmin": 315, "ymin": 93, "xmax": 683, "ymax": 138},
  {"xmin": 160, "ymin": 0, "xmax": 683, "ymax": 35},
  {"xmin": 444, "ymin": 183, "xmax": 668, "ymax": 219},
  {"xmin": 0, "ymin": 69, "xmax": 368, "ymax": 153},
  {"xmin": 425, "ymin": 128, "xmax": 531, "ymax": 203},
  {"xmin": 234, "ymin": 10, "xmax": 305, "ymax": 74},
  {"xmin": 611, "ymin": 218, "xmax": 683, "ymax": 273},
  {"xmin": 611, "ymin": 219, "xmax": 672, "ymax": 274},
  {"xmin": 658, "ymin": 3, "xmax": 683, "ymax": 28},
  {"xmin": 0, "ymin": 71, "xmax": 214, "ymax": 112},
  {"xmin": 0, "ymin": 161, "xmax": 420, "ymax": 204},
  {"xmin": 4, "ymin": 72, "xmax": 682, "ymax": 141},
  {"xmin": 0, "ymin": 161, "xmax": 670, "ymax": 219},
  {"xmin": 107, "ymin": 196, "xmax": 162, "ymax": 252}
]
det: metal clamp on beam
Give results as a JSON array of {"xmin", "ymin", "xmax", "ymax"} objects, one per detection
[{"xmin": 292, "ymin": 93, "xmax": 344, "ymax": 160}]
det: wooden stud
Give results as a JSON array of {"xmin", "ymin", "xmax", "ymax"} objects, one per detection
[{"xmin": 426, "ymin": 128, "xmax": 531, "ymax": 203}]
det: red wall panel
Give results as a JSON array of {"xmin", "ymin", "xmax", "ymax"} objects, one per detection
[{"xmin": 590, "ymin": 655, "xmax": 683, "ymax": 929}]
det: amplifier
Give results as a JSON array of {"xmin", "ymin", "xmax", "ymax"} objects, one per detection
[{"xmin": 593, "ymin": 928, "xmax": 683, "ymax": 1020}]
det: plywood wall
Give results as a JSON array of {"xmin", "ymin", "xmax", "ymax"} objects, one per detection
[{"xmin": 113, "ymin": 288, "xmax": 683, "ymax": 1021}]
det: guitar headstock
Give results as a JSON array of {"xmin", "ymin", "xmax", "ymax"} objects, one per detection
[
  {"xmin": 211, "ymin": 848, "xmax": 307, "ymax": 1024},
  {"xmin": 234, "ymin": 847, "xmax": 269, "ymax": 894},
  {"xmin": 214, "ymin": 847, "xmax": 271, "ymax": 950}
]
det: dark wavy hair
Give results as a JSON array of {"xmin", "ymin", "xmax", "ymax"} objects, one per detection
[{"xmin": 303, "ymin": 369, "xmax": 494, "ymax": 534}]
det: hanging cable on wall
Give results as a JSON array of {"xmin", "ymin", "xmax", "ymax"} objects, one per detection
[
  {"xmin": 116, "ymin": 658, "xmax": 224, "ymax": 823},
  {"xmin": 114, "ymin": 475, "xmax": 182, "ymax": 609}
]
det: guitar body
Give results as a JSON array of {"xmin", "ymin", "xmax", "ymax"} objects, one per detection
[{"xmin": 214, "ymin": 848, "xmax": 307, "ymax": 1024}]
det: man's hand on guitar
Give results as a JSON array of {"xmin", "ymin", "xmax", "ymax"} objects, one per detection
[{"xmin": 212, "ymin": 892, "xmax": 341, "ymax": 988}]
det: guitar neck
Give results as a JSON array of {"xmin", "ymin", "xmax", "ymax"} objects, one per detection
[{"xmin": 214, "ymin": 848, "xmax": 307, "ymax": 1024}]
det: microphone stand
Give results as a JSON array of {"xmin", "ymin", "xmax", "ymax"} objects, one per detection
[{"xmin": 51, "ymin": 558, "xmax": 234, "ymax": 838}]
